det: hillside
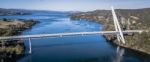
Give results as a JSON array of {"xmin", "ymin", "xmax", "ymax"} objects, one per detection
[{"xmin": 70, "ymin": 8, "xmax": 150, "ymax": 54}]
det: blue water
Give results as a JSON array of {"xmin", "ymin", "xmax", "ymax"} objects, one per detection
[{"xmin": 0, "ymin": 12, "xmax": 150, "ymax": 62}]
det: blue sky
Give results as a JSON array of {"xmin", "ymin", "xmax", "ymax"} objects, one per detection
[{"xmin": 0, "ymin": 0, "xmax": 150, "ymax": 11}]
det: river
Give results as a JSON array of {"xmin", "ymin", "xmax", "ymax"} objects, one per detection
[{"xmin": 0, "ymin": 12, "xmax": 150, "ymax": 62}]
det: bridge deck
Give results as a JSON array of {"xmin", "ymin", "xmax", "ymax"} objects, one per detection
[{"xmin": 0, "ymin": 30, "xmax": 147, "ymax": 40}]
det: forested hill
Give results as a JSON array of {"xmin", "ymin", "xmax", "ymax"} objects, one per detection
[{"xmin": 70, "ymin": 8, "xmax": 150, "ymax": 54}]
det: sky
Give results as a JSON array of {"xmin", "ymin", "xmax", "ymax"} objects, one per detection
[{"xmin": 0, "ymin": 0, "xmax": 150, "ymax": 11}]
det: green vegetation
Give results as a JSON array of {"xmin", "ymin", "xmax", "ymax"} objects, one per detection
[
  {"xmin": 70, "ymin": 8, "xmax": 150, "ymax": 54},
  {"xmin": 0, "ymin": 18, "xmax": 39, "ymax": 61}
]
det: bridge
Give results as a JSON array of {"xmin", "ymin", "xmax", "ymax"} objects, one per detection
[
  {"xmin": 0, "ymin": 7, "xmax": 149, "ymax": 54},
  {"xmin": 0, "ymin": 30, "xmax": 147, "ymax": 40}
]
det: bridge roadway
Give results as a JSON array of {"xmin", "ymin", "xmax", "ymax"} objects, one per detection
[{"xmin": 0, "ymin": 30, "xmax": 148, "ymax": 40}]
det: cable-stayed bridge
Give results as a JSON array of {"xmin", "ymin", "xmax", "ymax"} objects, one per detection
[
  {"xmin": 0, "ymin": 30, "xmax": 147, "ymax": 40},
  {"xmin": 0, "ymin": 7, "xmax": 149, "ymax": 54}
]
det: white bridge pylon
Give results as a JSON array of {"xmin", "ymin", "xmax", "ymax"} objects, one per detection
[{"xmin": 111, "ymin": 7, "xmax": 126, "ymax": 44}]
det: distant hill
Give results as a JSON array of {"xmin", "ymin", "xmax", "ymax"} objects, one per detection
[
  {"xmin": 0, "ymin": 8, "xmax": 68, "ymax": 16},
  {"xmin": 0, "ymin": 8, "xmax": 32, "ymax": 16}
]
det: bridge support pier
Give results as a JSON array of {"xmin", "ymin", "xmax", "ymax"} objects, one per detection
[
  {"xmin": 1, "ymin": 40, "xmax": 5, "ymax": 51},
  {"xmin": 29, "ymin": 38, "xmax": 32, "ymax": 54}
]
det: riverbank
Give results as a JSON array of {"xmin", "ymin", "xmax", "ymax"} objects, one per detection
[
  {"xmin": 70, "ymin": 8, "xmax": 150, "ymax": 54},
  {"xmin": 0, "ymin": 18, "xmax": 39, "ymax": 62}
]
